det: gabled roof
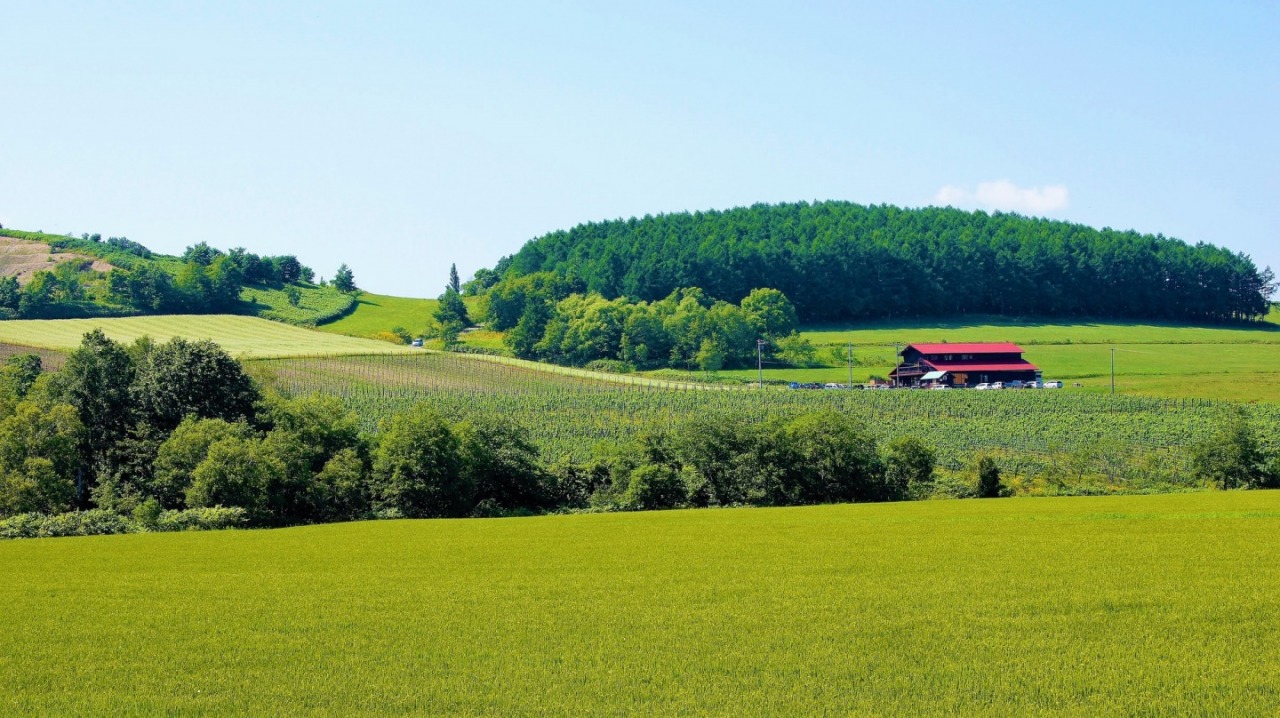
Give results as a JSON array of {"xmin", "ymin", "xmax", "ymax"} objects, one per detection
[
  {"xmin": 905, "ymin": 342, "xmax": 1024, "ymax": 355},
  {"xmin": 922, "ymin": 359, "xmax": 1038, "ymax": 373}
]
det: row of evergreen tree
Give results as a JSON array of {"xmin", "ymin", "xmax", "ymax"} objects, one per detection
[{"xmin": 482, "ymin": 202, "xmax": 1275, "ymax": 323}]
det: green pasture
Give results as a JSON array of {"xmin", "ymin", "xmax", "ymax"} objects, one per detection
[
  {"xmin": 316, "ymin": 292, "xmax": 438, "ymax": 338},
  {"xmin": 800, "ymin": 313, "xmax": 1280, "ymax": 347},
  {"xmin": 740, "ymin": 316, "xmax": 1280, "ymax": 402},
  {"xmin": 0, "ymin": 315, "xmax": 415, "ymax": 358},
  {"xmin": 317, "ymin": 292, "xmax": 485, "ymax": 339},
  {"xmin": 700, "ymin": 342, "xmax": 1280, "ymax": 402},
  {"xmin": 2, "ymin": 491, "xmax": 1277, "ymax": 716}
]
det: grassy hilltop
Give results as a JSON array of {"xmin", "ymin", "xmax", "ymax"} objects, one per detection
[{"xmin": 3, "ymin": 491, "xmax": 1277, "ymax": 716}]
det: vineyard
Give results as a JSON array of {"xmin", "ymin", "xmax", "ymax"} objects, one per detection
[{"xmin": 249, "ymin": 352, "xmax": 1280, "ymax": 491}]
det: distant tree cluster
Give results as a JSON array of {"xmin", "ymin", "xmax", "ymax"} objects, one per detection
[
  {"xmin": 0, "ymin": 231, "xmax": 339, "ymax": 319},
  {"xmin": 103, "ymin": 245, "xmax": 316, "ymax": 315},
  {"xmin": 483, "ymin": 273, "xmax": 807, "ymax": 370},
  {"xmin": 71, "ymin": 233, "xmax": 152, "ymax": 258},
  {"xmin": 489, "ymin": 202, "xmax": 1275, "ymax": 323}
]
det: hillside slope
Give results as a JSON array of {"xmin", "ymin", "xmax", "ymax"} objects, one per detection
[
  {"xmin": 0, "ymin": 228, "xmax": 354, "ymax": 325},
  {"xmin": 0, "ymin": 235, "xmax": 114, "ymax": 284}
]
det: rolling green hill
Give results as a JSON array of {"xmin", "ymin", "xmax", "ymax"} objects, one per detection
[
  {"xmin": 0, "ymin": 315, "xmax": 415, "ymax": 358},
  {"xmin": 2, "ymin": 491, "xmax": 1277, "ymax": 715},
  {"xmin": 488, "ymin": 201, "xmax": 1272, "ymax": 324}
]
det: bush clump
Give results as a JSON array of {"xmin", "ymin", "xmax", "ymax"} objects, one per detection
[
  {"xmin": 0, "ymin": 506, "xmax": 250, "ymax": 540},
  {"xmin": 154, "ymin": 506, "xmax": 249, "ymax": 532},
  {"xmin": 0, "ymin": 510, "xmax": 132, "ymax": 539}
]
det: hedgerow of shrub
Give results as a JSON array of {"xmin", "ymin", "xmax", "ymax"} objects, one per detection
[{"xmin": 0, "ymin": 507, "xmax": 248, "ymax": 540}]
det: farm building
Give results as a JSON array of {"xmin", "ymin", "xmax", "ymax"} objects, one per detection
[{"xmin": 889, "ymin": 343, "xmax": 1039, "ymax": 388}]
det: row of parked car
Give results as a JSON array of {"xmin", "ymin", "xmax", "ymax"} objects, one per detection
[{"xmin": 973, "ymin": 380, "xmax": 1064, "ymax": 390}]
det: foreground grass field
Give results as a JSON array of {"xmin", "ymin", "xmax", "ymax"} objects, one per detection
[
  {"xmin": 2, "ymin": 491, "xmax": 1277, "ymax": 715},
  {"xmin": 0, "ymin": 315, "xmax": 416, "ymax": 358}
]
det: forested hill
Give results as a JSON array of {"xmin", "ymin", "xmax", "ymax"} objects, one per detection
[{"xmin": 487, "ymin": 202, "xmax": 1274, "ymax": 323}]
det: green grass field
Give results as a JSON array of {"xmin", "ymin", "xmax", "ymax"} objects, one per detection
[
  {"xmin": 317, "ymin": 292, "xmax": 486, "ymax": 339},
  {"xmin": 2, "ymin": 491, "xmax": 1277, "ymax": 715},
  {"xmin": 745, "ymin": 314, "xmax": 1280, "ymax": 401},
  {"xmin": 699, "ymin": 342, "xmax": 1280, "ymax": 401},
  {"xmin": 801, "ymin": 313, "xmax": 1280, "ymax": 347},
  {"xmin": 316, "ymin": 292, "xmax": 439, "ymax": 338},
  {"xmin": 0, "ymin": 315, "xmax": 416, "ymax": 358}
]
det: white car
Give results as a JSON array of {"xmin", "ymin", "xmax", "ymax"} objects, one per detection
[
  {"xmin": 1043, "ymin": 380, "xmax": 1064, "ymax": 389},
  {"xmin": 974, "ymin": 382, "xmax": 991, "ymax": 390},
  {"xmin": 991, "ymin": 382, "xmax": 1005, "ymax": 390}
]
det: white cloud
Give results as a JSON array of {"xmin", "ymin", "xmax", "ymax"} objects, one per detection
[{"xmin": 933, "ymin": 180, "xmax": 1069, "ymax": 215}]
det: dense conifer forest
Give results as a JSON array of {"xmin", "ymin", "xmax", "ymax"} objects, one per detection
[{"xmin": 483, "ymin": 202, "xmax": 1275, "ymax": 323}]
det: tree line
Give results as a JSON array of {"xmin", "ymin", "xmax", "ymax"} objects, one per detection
[
  {"xmin": 478, "ymin": 274, "xmax": 810, "ymax": 370},
  {"xmin": 0, "ymin": 332, "xmax": 962, "ymax": 532},
  {"xmin": 0, "ymin": 231, "xmax": 360, "ymax": 318},
  {"xmin": 479, "ymin": 202, "xmax": 1275, "ymax": 323},
  {"xmin": 3, "ymin": 334, "xmax": 1276, "ymax": 536}
]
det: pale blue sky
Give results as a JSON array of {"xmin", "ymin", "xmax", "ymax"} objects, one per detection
[{"xmin": 2, "ymin": 2, "xmax": 1276, "ymax": 297}]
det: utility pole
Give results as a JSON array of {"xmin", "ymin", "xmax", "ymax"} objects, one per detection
[
  {"xmin": 847, "ymin": 342, "xmax": 854, "ymax": 388},
  {"xmin": 1110, "ymin": 347, "xmax": 1116, "ymax": 395},
  {"xmin": 757, "ymin": 339, "xmax": 767, "ymax": 388}
]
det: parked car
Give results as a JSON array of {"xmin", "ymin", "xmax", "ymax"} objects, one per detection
[
  {"xmin": 974, "ymin": 382, "xmax": 991, "ymax": 391},
  {"xmin": 411, "ymin": 338, "xmax": 424, "ymax": 347},
  {"xmin": 1007, "ymin": 380, "xmax": 1024, "ymax": 389},
  {"xmin": 1043, "ymin": 380, "xmax": 1064, "ymax": 389},
  {"xmin": 991, "ymin": 382, "xmax": 1005, "ymax": 390}
]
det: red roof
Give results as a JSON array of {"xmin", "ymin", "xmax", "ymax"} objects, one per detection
[
  {"xmin": 922, "ymin": 359, "xmax": 1038, "ymax": 373},
  {"xmin": 906, "ymin": 343, "xmax": 1024, "ymax": 355}
]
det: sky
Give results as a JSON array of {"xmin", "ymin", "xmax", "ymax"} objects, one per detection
[{"xmin": 2, "ymin": 1, "xmax": 1276, "ymax": 297}]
